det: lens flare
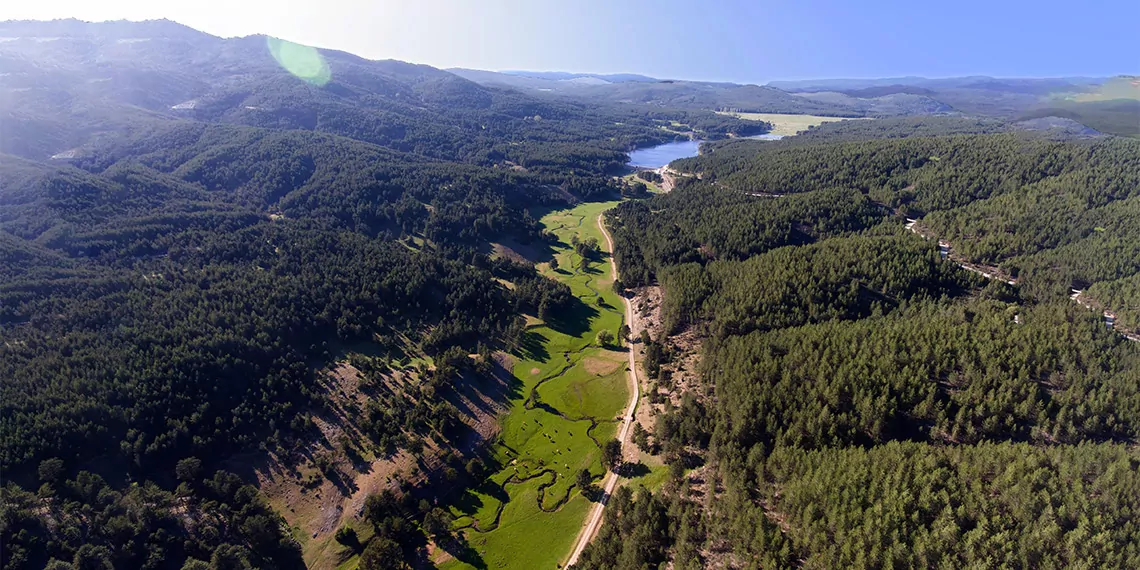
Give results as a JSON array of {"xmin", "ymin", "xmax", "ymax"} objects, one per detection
[{"xmin": 267, "ymin": 37, "xmax": 331, "ymax": 86}]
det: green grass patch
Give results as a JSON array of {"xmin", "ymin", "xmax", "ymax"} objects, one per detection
[
  {"xmin": 442, "ymin": 201, "xmax": 632, "ymax": 569},
  {"xmin": 718, "ymin": 111, "xmax": 862, "ymax": 136},
  {"xmin": 621, "ymin": 172, "xmax": 663, "ymax": 193},
  {"xmin": 1066, "ymin": 76, "xmax": 1140, "ymax": 102}
]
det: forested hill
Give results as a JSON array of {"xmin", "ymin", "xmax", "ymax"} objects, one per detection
[
  {"xmin": 0, "ymin": 19, "xmax": 764, "ymax": 164},
  {"xmin": 450, "ymin": 68, "xmax": 873, "ymax": 116},
  {"xmin": 452, "ymin": 70, "xmax": 1140, "ymax": 136},
  {"xmin": 576, "ymin": 121, "xmax": 1140, "ymax": 569},
  {"xmin": 3, "ymin": 16, "xmax": 1136, "ymax": 570},
  {"xmin": 672, "ymin": 129, "xmax": 1140, "ymax": 300},
  {"xmin": 0, "ymin": 124, "xmax": 532, "ymax": 568},
  {"xmin": 0, "ymin": 18, "xmax": 774, "ymax": 570}
]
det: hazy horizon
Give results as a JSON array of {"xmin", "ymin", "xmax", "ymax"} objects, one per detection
[{"xmin": 2, "ymin": 0, "xmax": 1136, "ymax": 84}]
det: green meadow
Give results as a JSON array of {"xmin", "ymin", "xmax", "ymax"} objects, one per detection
[
  {"xmin": 440, "ymin": 200, "xmax": 634, "ymax": 570},
  {"xmin": 719, "ymin": 111, "xmax": 859, "ymax": 136}
]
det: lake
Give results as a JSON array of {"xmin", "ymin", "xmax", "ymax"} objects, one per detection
[
  {"xmin": 627, "ymin": 134, "xmax": 784, "ymax": 169},
  {"xmin": 627, "ymin": 140, "xmax": 703, "ymax": 168}
]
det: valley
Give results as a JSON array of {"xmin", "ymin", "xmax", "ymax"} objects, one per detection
[
  {"xmin": 434, "ymin": 201, "xmax": 642, "ymax": 570},
  {"xmin": 573, "ymin": 118, "xmax": 1140, "ymax": 569},
  {"xmin": 719, "ymin": 111, "xmax": 857, "ymax": 136},
  {"xmin": 3, "ymin": 11, "xmax": 1140, "ymax": 570}
]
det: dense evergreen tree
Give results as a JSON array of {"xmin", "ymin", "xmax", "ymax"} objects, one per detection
[{"xmin": 584, "ymin": 125, "xmax": 1140, "ymax": 570}]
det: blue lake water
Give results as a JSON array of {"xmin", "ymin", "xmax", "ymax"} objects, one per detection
[
  {"xmin": 627, "ymin": 140, "xmax": 703, "ymax": 168},
  {"xmin": 627, "ymin": 134, "xmax": 784, "ymax": 168}
]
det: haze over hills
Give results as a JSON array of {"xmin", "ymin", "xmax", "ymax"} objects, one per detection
[
  {"xmin": 450, "ymin": 67, "xmax": 947, "ymax": 117},
  {"xmin": 450, "ymin": 67, "xmax": 1140, "ymax": 136},
  {"xmin": 0, "ymin": 19, "xmax": 735, "ymax": 164},
  {"xmin": 767, "ymin": 75, "xmax": 1111, "ymax": 92},
  {"xmin": 498, "ymin": 71, "xmax": 660, "ymax": 83},
  {"xmin": 766, "ymin": 74, "xmax": 1140, "ymax": 135},
  {"xmin": 0, "ymin": 17, "xmax": 768, "ymax": 570},
  {"xmin": 3, "ymin": 13, "xmax": 1140, "ymax": 570}
]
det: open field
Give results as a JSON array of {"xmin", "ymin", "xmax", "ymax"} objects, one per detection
[
  {"xmin": 719, "ymin": 111, "xmax": 859, "ymax": 136},
  {"xmin": 621, "ymin": 172, "xmax": 664, "ymax": 193},
  {"xmin": 1066, "ymin": 76, "xmax": 1140, "ymax": 102},
  {"xmin": 440, "ymin": 200, "xmax": 642, "ymax": 570}
]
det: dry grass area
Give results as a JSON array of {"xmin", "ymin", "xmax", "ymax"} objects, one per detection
[
  {"xmin": 490, "ymin": 241, "xmax": 531, "ymax": 264},
  {"xmin": 429, "ymin": 542, "xmax": 456, "ymax": 566},
  {"xmin": 582, "ymin": 354, "xmax": 622, "ymax": 376},
  {"xmin": 661, "ymin": 328, "xmax": 706, "ymax": 406},
  {"xmin": 628, "ymin": 287, "xmax": 751, "ymax": 569},
  {"xmin": 621, "ymin": 171, "xmax": 663, "ymax": 193},
  {"xmin": 631, "ymin": 285, "xmax": 664, "ymax": 434},
  {"xmin": 248, "ymin": 352, "xmax": 511, "ymax": 570},
  {"xmin": 491, "ymin": 234, "xmax": 558, "ymax": 268},
  {"xmin": 633, "ymin": 286, "xmax": 664, "ymax": 337},
  {"xmin": 719, "ymin": 111, "xmax": 859, "ymax": 136},
  {"xmin": 630, "ymin": 285, "xmax": 706, "ymax": 409},
  {"xmin": 247, "ymin": 362, "xmax": 421, "ymax": 569}
]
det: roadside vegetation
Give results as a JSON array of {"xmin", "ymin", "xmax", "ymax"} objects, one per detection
[
  {"xmin": 576, "ymin": 119, "xmax": 1140, "ymax": 569},
  {"xmin": 436, "ymin": 201, "xmax": 637, "ymax": 570},
  {"xmin": 5, "ymin": 18, "xmax": 1140, "ymax": 570}
]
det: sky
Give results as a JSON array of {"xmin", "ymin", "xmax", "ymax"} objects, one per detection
[{"xmin": 2, "ymin": 0, "xmax": 1137, "ymax": 83}]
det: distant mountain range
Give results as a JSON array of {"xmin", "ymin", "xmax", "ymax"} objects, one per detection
[
  {"xmin": 0, "ymin": 19, "xmax": 709, "ymax": 163},
  {"xmin": 450, "ymin": 68, "xmax": 1138, "ymax": 135},
  {"xmin": 498, "ymin": 70, "xmax": 660, "ymax": 83},
  {"xmin": 2, "ymin": 17, "xmax": 1139, "ymax": 570},
  {"xmin": 766, "ymin": 76, "xmax": 1109, "ymax": 92},
  {"xmin": 3, "ymin": 17, "xmax": 1135, "ymax": 160},
  {"xmin": 449, "ymin": 68, "xmax": 951, "ymax": 117}
]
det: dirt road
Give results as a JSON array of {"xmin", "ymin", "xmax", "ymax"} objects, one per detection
[
  {"xmin": 655, "ymin": 166, "xmax": 683, "ymax": 192},
  {"xmin": 563, "ymin": 213, "xmax": 641, "ymax": 568}
]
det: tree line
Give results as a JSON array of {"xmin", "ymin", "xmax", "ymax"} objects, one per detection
[{"xmin": 576, "ymin": 124, "xmax": 1140, "ymax": 569}]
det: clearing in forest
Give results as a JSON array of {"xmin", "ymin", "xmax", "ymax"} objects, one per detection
[
  {"xmin": 439, "ymin": 200, "xmax": 634, "ymax": 570},
  {"xmin": 719, "ymin": 111, "xmax": 858, "ymax": 136}
]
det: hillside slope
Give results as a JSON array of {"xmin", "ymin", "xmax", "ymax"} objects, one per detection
[
  {"xmin": 574, "ymin": 121, "xmax": 1140, "ymax": 570},
  {"xmin": 0, "ymin": 19, "xmax": 756, "ymax": 570}
]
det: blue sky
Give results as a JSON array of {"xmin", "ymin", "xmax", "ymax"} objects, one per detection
[{"xmin": 2, "ymin": 0, "xmax": 1136, "ymax": 83}]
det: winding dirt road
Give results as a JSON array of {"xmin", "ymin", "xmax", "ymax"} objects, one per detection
[{"xmin": 563, "ymin": 213, "xmax": 641, "ymax": 568}]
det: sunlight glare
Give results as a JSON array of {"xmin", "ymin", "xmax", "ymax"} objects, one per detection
[{"xmin": 266, "ymin": 36, "xmax": 331, "ymax": 86}]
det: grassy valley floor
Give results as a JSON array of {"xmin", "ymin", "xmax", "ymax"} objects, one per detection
[
  {"xmin": 438, "ymin": 201, "xmax": 635, "ymax": 570},
  {"xmin": 719, "ymin": 111, "xmax": 858, "ymax": 136}
]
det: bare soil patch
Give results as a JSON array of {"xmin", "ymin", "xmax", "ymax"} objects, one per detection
[
  {"xmin": 583, "ymin": 355, "xmax": 622, "ymax": 376},
  {"xmin": 251, "ymin": 351, "xmax": 514, "ymax": 569},
  {"xmin": 630, "ymin": 285, "xmax": 664, "ymax": 434},
  {"xmin": 492, "ymin": 237, "xmax": 554, "ymax": 265},
  {"xmin": 663, "ymin": 327, "xmax": 705, "ymax": 407}
]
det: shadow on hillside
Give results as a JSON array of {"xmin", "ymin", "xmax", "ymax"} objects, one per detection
[
  {"xmin": 543, "ymin": 296, "xmax": 599, "ymax": 338},
  {"xmin": 581, "ymin": 484, "xmax": 602, "ymax": 503},
  {"xmin": 486, "ymin": 233, "xmax": 560, "ymax": 265},
  {"xmin": 532, "ymin": 400, "xmax": 565, "ymax": 417},
  {"xmin": 322, "ymin": 464, "xmax": 359, "ymax": 496},
  {"xmin": 578, "ymin": 261, "xmax": 607, "ymax": 277},
  {"xmin": 450, "ymin": 479, "xmax": 510, "ymax": 523},
  {"xmin": 437, "ymin": 533, "xmax": 488, "ymax": 570},
  {"xmin": 443, "ymin": 359, "xmax": 524, "ymax": 435},
  {"xmin": 515, "ymin": 329, "xmax": 551, "ymax": 362},
  {"xmin": 616, "ymin": 461, "xmax": 650, "ymax": 479},
  {"xmin": 452, "ymin": 487, "xmax": 486, "ymax": 514}
]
